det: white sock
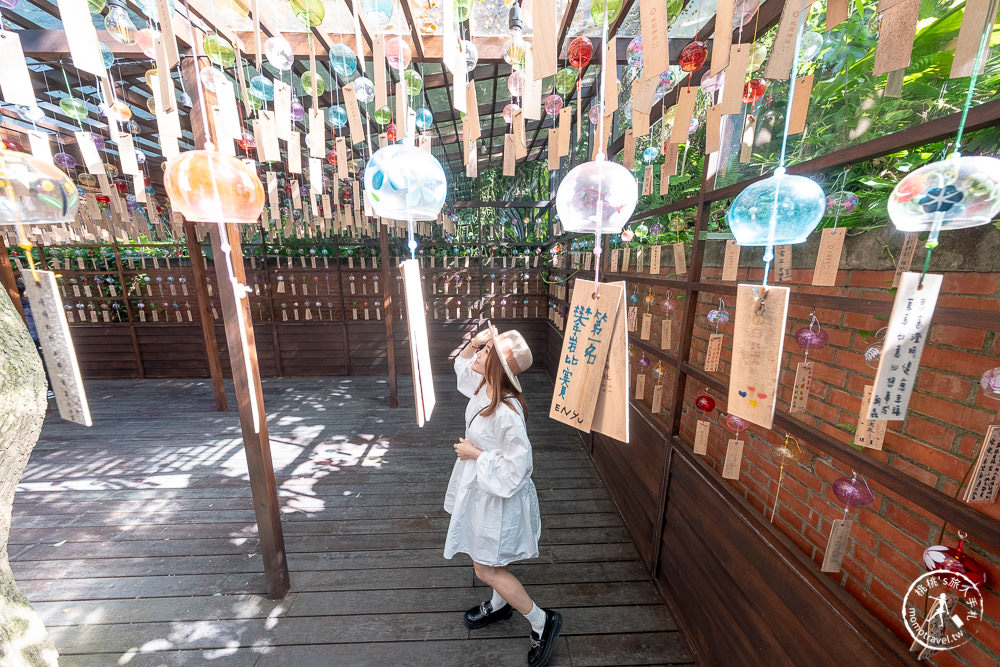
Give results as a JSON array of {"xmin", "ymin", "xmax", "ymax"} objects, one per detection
[
  {"xmin": 524, "ymin": 602, "xmax": 546, "ymax": 636},
  {"xmin": 490, "ymin": 589, "xmax": 506, "ymax": 610}
]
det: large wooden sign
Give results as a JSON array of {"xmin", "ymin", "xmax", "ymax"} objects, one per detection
[
  {"xmin": 727, "ymin": 284, "xmax": 790, "ymax": 429},
  {"xmin": 21, "ymin": 271, "xmax": 92, "ymax": 426},
  {"xmin": 550, "ymin": 280, "xmax": 624, "ymax": 433},
  {"xmin": 591, "ymin": 281, "xmax": 629, "ymax": 443},
  {"xmin": 399, "ymin": 259, "xmax": 435, "ymax": 426},
  {"xmin": 868, "ymin": 272, "xmax": 941, "ymax": 420}
]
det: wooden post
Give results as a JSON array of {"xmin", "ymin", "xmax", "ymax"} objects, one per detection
[
  {"xmin": 185, "ymin": 221, "xmax": 227, "ymax": 411},
  {"xmin": 181, "ymin": 46, "xmax": 288, "ymax": 599},
  {"xmin": 210, "ymin": 223, "xmax": 289, "ymax": 599},
  {"xmin": 0, "ymin": 243, "xmax": 26, "ymax": 323},
  {"xmin": 379, "ymin": 221, "xmax": 398, "ymax": 408}
]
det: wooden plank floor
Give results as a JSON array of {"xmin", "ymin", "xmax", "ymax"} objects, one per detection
[{"xmin": 10, "ymin": 371, "xmax": 692, "ymax": 666}]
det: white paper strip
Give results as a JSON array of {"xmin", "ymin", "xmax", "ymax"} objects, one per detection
[{"xmin": 0, "ymin": 31, "xmax": 36, "ymax": 105}]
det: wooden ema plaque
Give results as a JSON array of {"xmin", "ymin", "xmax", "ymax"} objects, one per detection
[
  {"xmin": 868, "ymin": 272, "xmax": 941, "ymax": 420},
  {"xmin": 854, "ymin": 385, "xmax": 887, "ymax": 450},
  {"xmin": 789, "ymin": 361, "xmax": 814, "ymax": 413},
  {"xmin": 722, "ymin": 439, "xmax": 744, "ymax": 479},
  {"xmin": 694, "ymin": 420, "xmax": 710, "ymax": 455},
  {"xmin": 812, "ymin": 228, "xmax": 845, "ymax": 286},
  {"xmin": 649, "ymin": 245, "xmax": 661, "ymax": 275},
  {"xmin": 673, "ymin": 243, "xmax": 687, "ymax": 276},
  {"xmin": 651, "ymin": 383, "xmax": 663, "ymax": 415},
  {"xmin": 399, "ymin": 260, "xmax": 436, "ymax": 426},
  {"xmin": 722, "ymin": 241, "xmax": 740, "ymax": 281},
  {"xmin": 964, "ymin": 425, "xmax": 1000, "ymax": 504},
  {"xmin": 821, "ymin": 519, "xmax": 852, "ymax": 573},
  {"xmin": 640, "ymin": 312, "xmax": 652, "ymax": 340},
  {"xmin": 661, "ymin": 319, "xmax": 672, "ymax": 350},
  {"xmin": 21, "ymin": 270, "xmax": 92, "ymax": 426},
  {"xmin": 727, "ymin": 284, "xmax": 790, "ymax": 429},
  {"xmin": 774, "ymin": 245, "xmax": 793, "ymax": 281},
  {"xmin": 551, "ymin": 280, "xmax": 624, "ymax": 434},
  {"xmin": 592, "ymin": 281, "xmax": 630, "ymax": 443},
  {"xmin": 893, "ymin": 232, "xmax": 919, "ymax": 287},
  {"xmin": 704, "ymin": 333, "xmax": 723, "ymax": 372},
  {"xmin": 635, "ymin": 372, "xmax": 646, "ymax": 400}
]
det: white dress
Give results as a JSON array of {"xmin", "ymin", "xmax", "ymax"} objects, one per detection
[{"xmin": 443, "ymin": 355, "xmax": 542, "ymax": 567}]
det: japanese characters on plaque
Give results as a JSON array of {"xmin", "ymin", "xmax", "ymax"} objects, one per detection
[
  {"xmin": 694, "ymin": 420, "xmax": 710, "ymax": 455},
  {"xmin": 660, "ymin": 319, "xmax": 672, "ymax": 350},
  {"xmin": 550, "ymin": 280, "xmax": 624, "ymax": 433},
  {"xmin": 854, "ymin": 385, "xmax": 888, "ymax": 450},
  {"xmin": 774, "ymin": 245, "xmax": 793, "ymax": 282},
  {"xmin": 622, "ymin": 248, "xmax": 631, "ymax": 272},
  {"xmin": 610, "ymin": 249, "xmax": 620, "ymax": 273},
  {"xmin": 649, "ymin": 245, "xmax": 662, "ymax": 275},
  {"xmin": 635, "ymin": 372, "xmax": 646, "ymax": 400},
  {"xmin": 964, "ymin": 425, "xmax": 1000, "ymax": 505},
  {"xmin": 821, "ymin": 519, "xmax": 852, "ymax": 573},
  {"xmin": 627, "ymin": 305, "xmax": 638, "ymax": 332},
  {"xmin": 704, "ymin": 333, "xmax": 723, "ymax": 372},
  {"xmin": 727, "ymin": 285, "xmax": 790, "ymax": 429},
  {"xmin": 789, "ymin": 361, "xmax": 814, "ymax": 413},
  {"xmin": 868, "ymin": 272, "xmax": 942, "ymax": 420}
]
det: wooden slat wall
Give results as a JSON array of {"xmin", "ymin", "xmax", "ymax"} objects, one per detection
[
  {"xmin": 69, "ymin": 325, "xmax": 139, "ymax": 379},
  {"xmin": 591, "ymin": 406, "xmax": 666, "ymax": 567},
  {"xmin": 659, "ymin": 446, "xmax": 912, "ymax": 665},
  {"xmin": 546, "ymin": 322, "xmax": 910, "ymax": 664},
  {"xmin": 137, "ymin": 325, "xmax": 209, "ymax": 378}
]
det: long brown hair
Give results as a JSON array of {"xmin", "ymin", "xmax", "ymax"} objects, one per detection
[{"xmin": 475, "ymin": 345, "xmax": 527, "ymax": 418}]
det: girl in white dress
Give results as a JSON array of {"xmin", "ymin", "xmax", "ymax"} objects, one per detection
[{"xmin": 444, "ymin": 325, "xmax": 563, "ymax": 667}]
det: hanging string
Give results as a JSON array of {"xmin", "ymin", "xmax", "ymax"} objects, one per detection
[{"xmin": 591, "ymin": 0, "xmax": 611, "ymax": 294}]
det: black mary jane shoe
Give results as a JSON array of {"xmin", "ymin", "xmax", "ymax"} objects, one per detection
[
  {"xmin": 464, "ymin": 600, "xmax": 514, "ymax": 629},
  {"xmin": 527, "ymin": 609, "xmax": 563, "ymax": 667}
]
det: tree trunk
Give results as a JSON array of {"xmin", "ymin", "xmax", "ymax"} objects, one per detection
[{"xmin": 0, "ymin": 291, "xmax": 57, "ymax": 666}]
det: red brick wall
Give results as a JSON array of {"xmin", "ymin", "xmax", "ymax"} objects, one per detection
[{"xmin": 661, "ymin": 264, "xmax": 1000, "ymax": 666}]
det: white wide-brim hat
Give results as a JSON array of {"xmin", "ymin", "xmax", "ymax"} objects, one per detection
[{"xmin": 490, "ymin": 326, "xmax": 533, "ymax": 393}]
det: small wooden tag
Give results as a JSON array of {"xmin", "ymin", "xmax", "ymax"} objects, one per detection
[
  {"xmin": 694, "ymin": 420, "xmax": 710, "ymax": 455},
  {"xmin": 892, "ymin": 232, "xmax": 919, "ymax": 288},
  {"xmin": 659, "ymin": 164, "xmax": 670, "ymax": 195},
  {"xmin": 661, "ymin": 319, "xmax": 672, "ymax": 350},
  {"xmin": 623, "ymin": 128, "xmax": 636, "ymax": 169},
  {"xmin": 774, "ymin": 245, "xmax": 793, "ymax": 281},
  {"xmin": 704, "ymin": 333, "xmax": 723, "ymax": 372},
  {"xmin": 869, "ymin": 272, "xmax": 941, "ymax": 420},
  {"xmin": 584, "ymin": 251, "xmax": 593, "ymax": 271},
  {"xmin": 812, "ymin": 228, "xmax": 845, "ymax": 286},
  {"xmin": 722, "ymin": 439, "xmax": 744, "ymax": 479},
  {"xmin": 557, "ymin": 106, "xmax": 572, "ymax": 156},
  {"xmin": 649, "ymin": 245, "xmax": 662, "ymax": 275},
  {"xmin": 790, "ymin": 361, "xmax": 814, "ymax": 413},
  {"xmin": 635, "ymin": 372, "xmax": 646, "ymax": 400},
  {"xmin": 503, "ymin": 134, "xmax": 516, "ymax": 176},
  {"xmin": 854, "ymin": 385, "xmax": 888, "ymax": 450},
  {"xmin": 722, "ymin": 241, "xmax": 740, "ymax": 281},
  {"xmin": 740, "ymin": 113, "xmax": 756, "ymax": 163},
  {"xmin": 673, "ymin": 243, "xmax": 687, "ymax": 275},
  {"xmin": 642, "ymin": 165, "xmax": 654, "ymax": 195},
  {"xmin": 787, "ymin": 75, "xmax": 814, "ymax": 135},
  {"xmin": 640, "ymin": 312, "xmax": 652, "ymax": 340},
  {"xmin": 651, "ymin": 383, "xmax": 663, "ymax": 414},
  {"xmin": 610, "ymin": 249, "xmax": 620, "ymax": 272},
  {"xmin": 622, "ymin": 248, "xmax": 631, "ymax": 272},
  {"xmin": 547, "ymin": 130, "xmax": 560, "ymax": 170},
  {"xmin": 627, "ymin": 306, "xmax": 638, "ymax": 332},
  {"xmin": 964, "ymin": 425, "xmax": 1000, "ymax": 504},
  {"xmin": 821, "ymin": 519, "xmax": 852, "ymax": 573}
]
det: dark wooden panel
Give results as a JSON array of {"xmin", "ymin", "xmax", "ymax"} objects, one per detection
[
  {"xmin": 591, "ymin": 406, "xmax": 666, "ymax": 568},
  {"xmin": 656, "ymin": 446, "xmax": 914, "ymax": 666},
  {"xmin": 69, "ymin": 326, "xmax": 139, "ymax": 378}
]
